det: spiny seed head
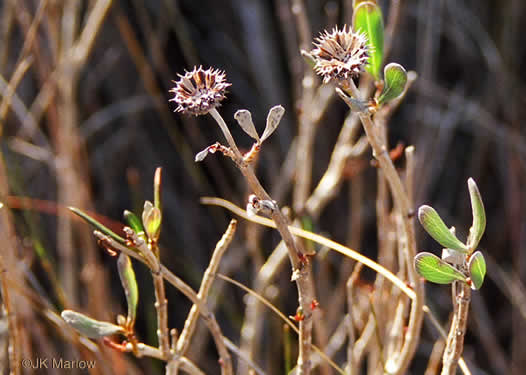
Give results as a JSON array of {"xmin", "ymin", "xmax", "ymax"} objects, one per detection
[
  {"xmin": 311, "ymin": 25, "xmax": 369, "ymax": 83},
  {"xmin": 169, "ymin": 66, "xmax": 231, "ymax": 116}
]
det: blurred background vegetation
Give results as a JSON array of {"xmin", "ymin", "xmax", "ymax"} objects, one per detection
[{"xmin": 0, "ymin": 0, "xmax": 525, "ymax": 374}]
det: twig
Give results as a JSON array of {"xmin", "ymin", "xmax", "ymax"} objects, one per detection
[
  {"xmin": 93, "ymin": 231, "xmax": 233, "ymax": 375},
  {"xmin": 425, "ymin": 339, "xmax": 445, "ymax": 375},
  {"xmin": 70, "ymin": 0, "xmax": 113, "ymax": 66},
  {"xmin": 130, "ymin": 343, "xmax": 205, "ymax": 375},
  {"xmin": 152, "ymin": 269, "xmax": 170, "ymax": 358},
  {"xmin": 441, "ymin": 282, "xmax": 471, "ymax": 375},
  {"xmin": 222, "ymin": 337, "xmax": 266, "ymax": 375},
  {"xmin": 339, "ymin": 79, "xmax": 424, "ymax": 375},
  {"xmin": 218, "ymin": 273, "xmax": 346, "ymax": 375},
  {"xmin": 0, "ymin": 56, "xmax": 32, "ymax": 135},
  {"xmin": 290, "ymin": 0, "xmax": 317, "ymax": 215},
  {"xmin": 345, "ymin": 262, "xmax": 363, "ymax": 375},
  {"xmin": 169, "ymin": 220, "xmax": 237, "ymax": 372},
  {"xmin": 160, "ymin": 266, "xmax": 233, "ymax": 375},
  {"xmin": 208, "ymin": 107, "xmax": 316, "ymax": 375},
  {"xmin": 0, "ymin": 254, "xmax": 20, "ymax": 375}
]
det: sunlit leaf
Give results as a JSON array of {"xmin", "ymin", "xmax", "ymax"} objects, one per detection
[
  {"xmin": 377, "ymin": 63, "xmax": 407, "ymax": 105},
  {"xmin": 61, "ymin": 310, "xmax": 124, "ymax": 339},
  {"xmin": 69, "ymin": 207, "xmax": 125, "ymax": 244},
  {"xmin": 195, "ymin": 147, "xmax": 210, "ymax": 162},
  {"xmin": 467, "ymin": 178, "xmax": 486, "ymax": 251},
  {"xmin": 117, "ymin": 253, "xmax": 139, "ymax": 325},
  {"xmin": 418, "ymin": 205, "xmax": 468, "ymax": 253},
  {"xmin": 414, "ymin": 252, "xmax": 467, "ymax": 284},
  {"xmin": 468, "ymin": 251, "xmax": 486, "ymax": 290},
  {"xmin": 352, "ymin": 1, "xmax": 384, "ymax": 79},
  {"xmin": 154, "ymin": 167, "xmax": 162, "ymax": 211},
  {"xmin": 142, "ymin": 201, "xmax": 161, "ymax": 242},
  {"xmin": 234, "ymin": 109, "xmax": 260, "ymax": 141},
  {"xmin": 261, "ymin": 105, "xmax": 284, "ymax": 142}
]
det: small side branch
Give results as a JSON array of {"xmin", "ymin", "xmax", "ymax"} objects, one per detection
[{"xmin": 170, "ymin": 220, "xmax": 237, "ymax": 372}]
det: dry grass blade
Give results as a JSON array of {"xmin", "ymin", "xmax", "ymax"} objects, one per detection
[{"xmin": 217, "ymin": 274, "xmax": 345, "ymax": 375}]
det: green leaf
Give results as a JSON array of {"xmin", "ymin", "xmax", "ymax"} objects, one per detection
[
  {"xmin": 117, "ymin": 253, "xmax": 139, "ymax": 325},
  {"xmin": 69, "ymin": 207, "xmax": 125, "ymax": 244},
  {"xmin": 61, "ymin": 310, "xmax": 124, "ymax": 339},
  {"xmin": 142, "ymin": 201, "xmax": 162, "ymax": 242},
  {"xmin": 154, "ymin": 167, "xmax": 162, "ymax": 211},
  {"xmin": 468, "ymin": 251, "xmax": 486, "ymax": 290},
  {"xmin": 124, "ymin": 210, "xmax": 145, "ymax": 239},
  {"xmin": 377, "ymin": 63, "xmax": 407, "ymax": 105},
  {"xmin": 418, "ymin": 205, "xmax": 468, "ymax": 253},
  {"xmin": 352, "ymin": 1, "xmax": 384, "ymax": 79},
  {"xmin": 467, "ymin": 178, "xmax": 486, "ymax": 251},
  {"xmin": 414, "ymin": 252, "xmax": 467, "ymax": 284}
]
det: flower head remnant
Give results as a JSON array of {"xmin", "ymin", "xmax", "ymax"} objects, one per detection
[
  {"xmin": 169, "ymin": 66, "xmax": 231, "ymax": 116},
  {"xmin": 310, "ymin": 25, "xmax": 369, "ymax": 83}
]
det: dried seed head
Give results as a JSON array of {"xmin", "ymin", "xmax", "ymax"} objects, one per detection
[
  {"xmin": 169, "ymin": 66, "xmax": 231, "ymax": 116},
  {"xmin": 311, "ymin": 26, "xmax": 369, "ymax": 83}
]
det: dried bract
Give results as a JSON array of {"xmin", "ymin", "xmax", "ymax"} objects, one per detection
[
  {"xmin": 170, "ymin": 66, "xmax": 231, "ymax": 116},
  {"xmin": 311, "ymin": 26, "xmax": 369, "ymax": 83}
]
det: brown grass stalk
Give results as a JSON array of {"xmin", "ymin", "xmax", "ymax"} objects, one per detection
[{"xmin": 169, "ymin": 219, "xmax": 237, "ymax": 373}]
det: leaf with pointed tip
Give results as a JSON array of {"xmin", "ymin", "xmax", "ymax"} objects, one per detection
[
  {"xmin": 414, "ymin": 252, "xmax": 467, "ymax": 284},
  {"xmin": 377, "ymin": 63, "xmax": 407, "ymax": 105},
  {"xmin": 195, "ymin": 148, "xmax": 209, "ymax": 162},
  {"xmin": 61, "ymin": 310, "xmax": 124, "ymax": 339},
  {"xmin": 142, "ymin": 201, "xmax": 161, "ymax": 242},
  {"xmin": 234, "ymin": 110, "xmax": 260, "ymax": 141},
  {"xmin": 117, "ymin": 254, "xmax": 139, "ymax": 325},
  {"xmin": 353, "ymin": 1, "xmax": 384, "ymax": 80},
  {"xmin": 261, "ymin": 105, "xmax": 284, "ymax": 142},
  {"xmin": 468, "ymin": 251, "xmax": 486, "ymax": 290},
  {"xmin": 154, "ymin": 167, "xmax": 162, "ymax": 211},
  {"xmin": 69, "ymin": 207, "xmax": 125, "ymax": 244},
  {"xmin": 467, "ymin": 178, "xmax": 486, "ymax": 251},
  {"xmin": 418, "ymin": 205, "xmax": 468, "ymax": 253}
]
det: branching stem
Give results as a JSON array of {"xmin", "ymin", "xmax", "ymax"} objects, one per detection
[
  {"xmin": 340, "ymin": 79, "xmax": 424, "ymax": 375},
  {"xmin": 209, "ymin": 107, "xmax": 316, "ymax": 374}
]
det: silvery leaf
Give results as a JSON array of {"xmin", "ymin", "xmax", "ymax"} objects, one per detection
[
  {"xmin": 261, "ymin": 105, "xmax": 285, "ymax": 142},
  {"xmin": 234, "ymin": 110, "xmax": 260, "ymax": 141}
]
